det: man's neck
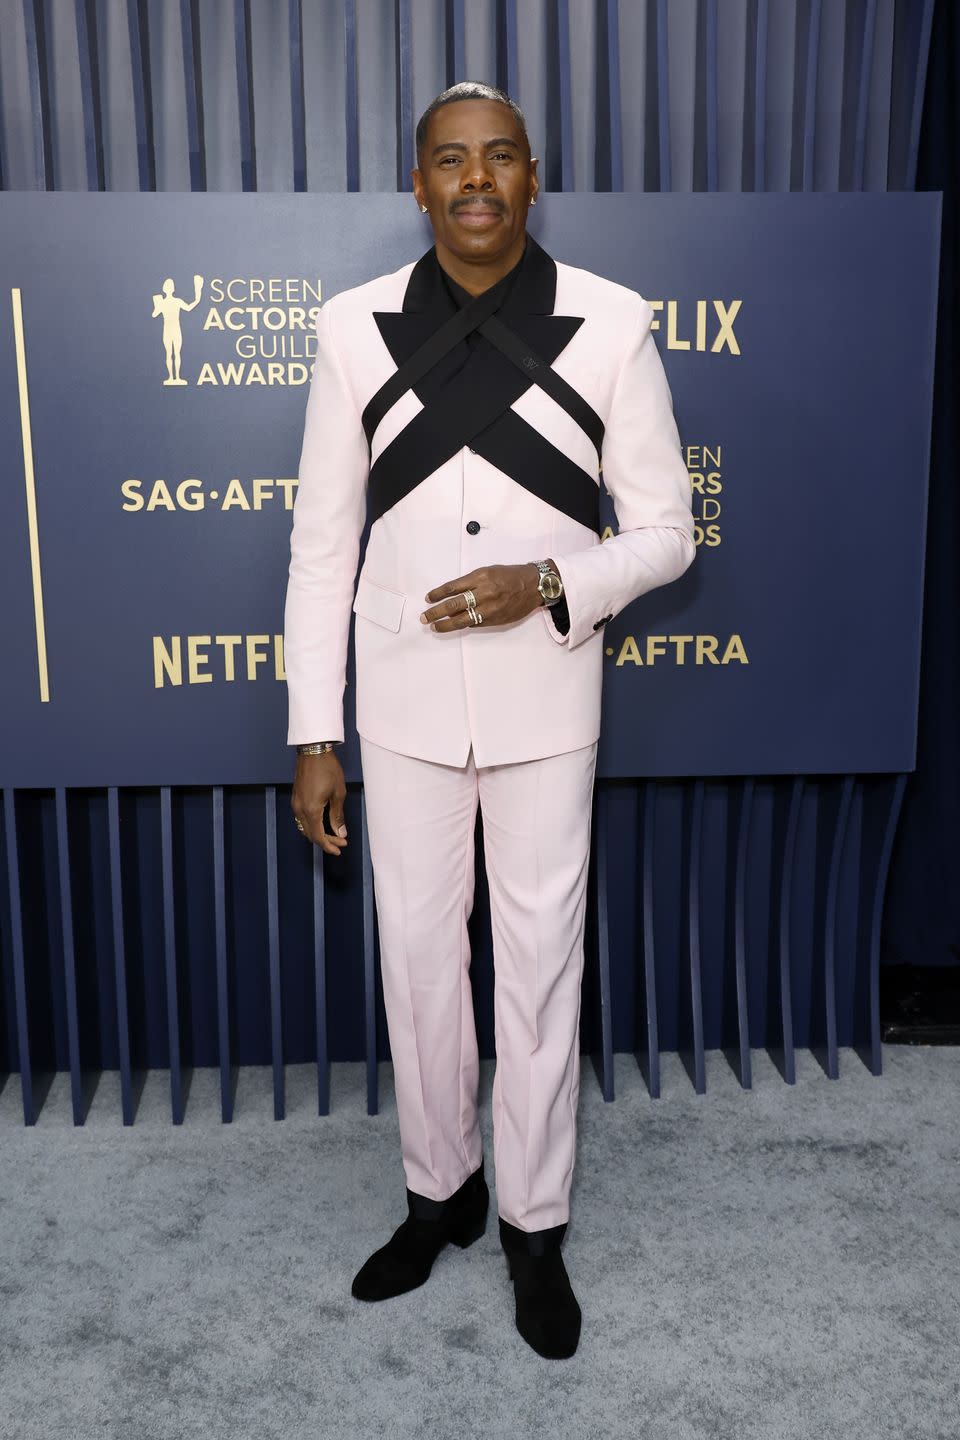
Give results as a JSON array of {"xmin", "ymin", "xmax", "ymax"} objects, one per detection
[{"xmin": 434, "ymin": 232, "xmax": 528, "ymax": 297}]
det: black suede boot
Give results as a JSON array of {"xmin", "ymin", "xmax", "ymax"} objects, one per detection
[
  {"xmin": 351, "ymin": 1160, "xmax": 489, "ymax": 1301},
  {"xmin": 499, "ymin": 1215, "xmax": 582, "ymax": 1358}
]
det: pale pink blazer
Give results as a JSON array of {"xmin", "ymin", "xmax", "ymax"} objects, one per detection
[{"xmin": 284, "ymin": 243, "xmax": 696, "ymax": 768}]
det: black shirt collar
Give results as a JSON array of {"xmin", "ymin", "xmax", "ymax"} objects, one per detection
[
  {"xmin": 400, "ymin": 229, "xmax": 557, "ymax": 319},
  {"xmin": 437, "ymin": 234, "xmax": 528, "ymax": 312}
]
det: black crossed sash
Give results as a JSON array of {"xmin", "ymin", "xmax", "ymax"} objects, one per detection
[{"xmin": 362, "ymin": 233, "xmax": 604, "ymax": 535}]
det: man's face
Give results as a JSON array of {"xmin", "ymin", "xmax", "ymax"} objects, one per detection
[{"xmin": 412, "ymin": 98, "xmax": 538, "ymax": 264}]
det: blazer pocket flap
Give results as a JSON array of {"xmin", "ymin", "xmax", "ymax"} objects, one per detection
[{"xmin": 352, "ymin": 575, "xmax": 405, "ymax": 632}]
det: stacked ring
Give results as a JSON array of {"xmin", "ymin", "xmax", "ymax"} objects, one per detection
[{"xmin": 463, "ymin": 588, "xmax": 484, "ymax": 626}]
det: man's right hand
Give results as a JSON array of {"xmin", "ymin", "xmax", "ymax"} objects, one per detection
[{"xmin": 292, "ymin": 751, "xmax": 349, "ymax": 857}]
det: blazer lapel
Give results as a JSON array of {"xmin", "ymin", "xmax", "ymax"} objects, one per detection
[{"xmin": 367, "ymin": 232, "xmax": 599, "ymax": 534}]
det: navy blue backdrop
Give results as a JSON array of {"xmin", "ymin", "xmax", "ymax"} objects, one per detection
[{"xmin": 0, "ymin": 191, "xmax": 940, "ymax": 785}]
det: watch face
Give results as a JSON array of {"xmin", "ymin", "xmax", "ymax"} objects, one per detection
[{"xmin": 540, "ymin": 573, "xmax": 563, "ymax": 602}]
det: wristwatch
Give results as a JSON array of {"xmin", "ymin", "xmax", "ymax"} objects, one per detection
[
  {"xmin": 297, "ymin": 741, "xmax": 338, "ymax": 754},
  {"xmin": 535, "ymin": 559, "xmax": 564, "ymax": 606}
]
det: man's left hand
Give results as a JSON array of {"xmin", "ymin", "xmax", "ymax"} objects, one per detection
[{"xmin": 420, "ymin": 563, "xmax": 546, "ymax": 631}]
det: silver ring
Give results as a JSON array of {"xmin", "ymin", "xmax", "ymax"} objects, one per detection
[
  {"xmin": 471, "ymin": 609, "xmax": 483, "ymax": 625},
  {"xmin": 463, "ymin": 590, "xmax": 477, "ymax": 609}
]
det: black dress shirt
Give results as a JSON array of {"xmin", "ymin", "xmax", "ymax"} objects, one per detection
[{"xmin": 436, "ymin": 245, "xmax": 572, "ymax": 637}]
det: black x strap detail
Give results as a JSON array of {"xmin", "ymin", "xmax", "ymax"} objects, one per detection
[{"xmin": 363, "ymin": 234, "xmax": 604, "ymax": 535}]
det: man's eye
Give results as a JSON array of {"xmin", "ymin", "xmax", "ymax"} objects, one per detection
[{"xmin": 438, "ymin": 153, "xmax": 511, "ymax": 164}]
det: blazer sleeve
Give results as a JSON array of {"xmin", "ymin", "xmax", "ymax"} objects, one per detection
[
  {"xmin": 540, "ymin": 293, "xmax": 696, "ymax": 651},
  {"xmin": 283, "ymin": 297, "xmax": 369, "ymax": 744}
]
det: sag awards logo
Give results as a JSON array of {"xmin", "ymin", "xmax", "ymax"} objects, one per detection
[{"xmin": 150, "ymin": 273, "xmax": 322, "ymax": 387}]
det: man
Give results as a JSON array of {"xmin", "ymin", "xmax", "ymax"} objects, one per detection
[{"xmin": 284, "ymin": 81, "xmax": 695, "ymax": 1359}]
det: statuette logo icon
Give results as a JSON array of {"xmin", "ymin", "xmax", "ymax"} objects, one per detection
[{"xmin": 151, "ymin": 275, "xmax": 204, "ymax": 385}]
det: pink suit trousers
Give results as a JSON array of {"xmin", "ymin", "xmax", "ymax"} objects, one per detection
[{"xmin": 359, "ymin": 732, "xmax": 599, "ymax": 1234}]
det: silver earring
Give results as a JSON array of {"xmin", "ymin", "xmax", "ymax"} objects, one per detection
[
  {"xmin": 419, "ymin": 204, "xmax": 428, "ymax": 212},
  {"xmin": 530, "ymin": 197, "xmax": 537, "ymax": 205}
]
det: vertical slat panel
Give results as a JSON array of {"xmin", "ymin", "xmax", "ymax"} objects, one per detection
[
  {"xmin": 265, "ymin": 786, "xmax": 284, "ymax": 1121},
  {"xmin": 38, "ymin": 798, "xmax": 59, "ymax": 1067},
  {"xmin": 606, "ymin": 0, "xmax": 623, "ymax": 191},
  {"xmin": 289, "ymin": 0, "xmax": 307, "ymax": 191},
  {"xmin": 555, "ymin": 0, "xmax": 574, "ymax": 192},
  {"xmin": 704, "ymin": 0, "xmax": 719, "ymax": 191},
  {"xmin": 777, "ymin": 777, "xmax": 803, "ymax": 1084},
  {"xmin": 213, "ymin": 786, "xmax": 232, "ymax": 1122},
  {"xmin": 823, "ymin": 776, "xmax": 856, "ymax": 1078},
  {"xmin": 887, "ymin": 0, "xmax": 935, "ymax": 190},
  {"xmin": 313, "ymin": 845, "xmax": 330, "ymax": 1115},
  {"xmin": 592, "ymin": 785, "xmax": 614, "ymax": 1101},
  {"xmin": 685, "ymin": 780, "xmax": 706, "ymax": 1093},
  {"xmin": 233, "ymin": 0, "xmax": 256, "ymax": 191},
  {"xmin": 55, "ymin": 789, "xmax": 84, "ymax": 1124},
  {"xmin": 733, "ymin": 778, "xmax": 754, "ymax": 1088},
  {"xmin": 904, "ymin": 0, "xmax": 935, "ymax": 189},
  {"xmin": 655, "ymin": 0, "xmax": 671, "ymax": 191},
  {"xmin": 446, "ymin": 0, "xmax": 466, "ymax": 85},
  {"xmin": 637, "ymin": 780, "xmax": 660, "ymax": 1098},
  {"xmin": 495, "ymin": 0, "xmax": 519, "ymax": 100},
  {"xmin": 851, "ymin": 0, "xmax": 879, "ymax": 189},
  {"xmin": 4, "ymin": 790, "xmax": 36, "ymax": 1123},
  {"xmin": 361, "ymin": 790, "xmax": 378, "ymax": 1114},
  {"xmin": 21, "ymin": 0, "xmax": 52, "ymax": 189},
  {"xmin": 798, "ymin": 0, "xmax": 823, "ymax": 192},
  {"xmin": 74, "ymin": 0, "xmax": 105, "ymax": 190},
  {"xmin": 752, "ymin": 0, "xmax": 769, "ymax": 191},
  {"xmin": 866, "ymin": 773, "xmax": 908, "ymax": 1074},
  {"xmin": 179, "ymin": 0, "xmax": 206, "ymax": 191},
  {"xmin": 344, "ymin": 0, "xmax": 360, "ymax": 191},
  {"xmin": 862, "ymin": 0, "xmax": 896, "ymax": 194},
  {"xmin": 107, "ymin": 787, "xmax": 134, "ymax": 1124},
  {"xmin": 125, "ymin": 0, "xmax": 156, "ymax": 191},
  {"xmin": 160, "ymin": 787, "xmax": 184, "ymax": 1122},
  {"xmin": 394, "ymin": 0, "xmax": 413, "ymax": 193}
]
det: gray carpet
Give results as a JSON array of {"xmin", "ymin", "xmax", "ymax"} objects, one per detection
[{"xmin": 1, "ymin": 1046, "xmax": 958, "ymax": 1440}]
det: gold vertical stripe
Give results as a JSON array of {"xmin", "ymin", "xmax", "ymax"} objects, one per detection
[{"xmin": 11, "ymin": 288, "xmax": 50, "ymax": 703}]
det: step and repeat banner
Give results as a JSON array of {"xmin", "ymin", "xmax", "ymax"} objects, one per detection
[{"xmin": 0, "ymin": 192, "xmax": 941, "ymax": 786}]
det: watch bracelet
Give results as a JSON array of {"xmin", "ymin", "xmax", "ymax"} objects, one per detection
[{"xmin": 297, "ymin": 741, "xmax": 339, "ymax": 754}]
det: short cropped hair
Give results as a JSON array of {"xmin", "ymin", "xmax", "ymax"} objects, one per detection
[{"xmin": 415, "ymin": 81, "xmax": 531, "ymax": 168}]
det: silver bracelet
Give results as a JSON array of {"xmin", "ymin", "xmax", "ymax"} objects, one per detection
[{"xmin": 297, "ymin": 741, "xmax": 338, "ymax": 755}]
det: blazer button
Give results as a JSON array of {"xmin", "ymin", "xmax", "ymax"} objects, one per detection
[{"xmin": 466, "ymin": 520, "xmax": 481, "ymax": 535}]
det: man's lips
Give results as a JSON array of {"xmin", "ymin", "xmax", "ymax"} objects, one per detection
[{"xmin": 454, "ymin": 206, "xmax": 503, "ymax": 226}]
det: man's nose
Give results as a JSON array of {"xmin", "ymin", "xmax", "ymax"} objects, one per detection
[{"xmin": 462, "ymin": 159, "xmax": 495, "ymax": 190}]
